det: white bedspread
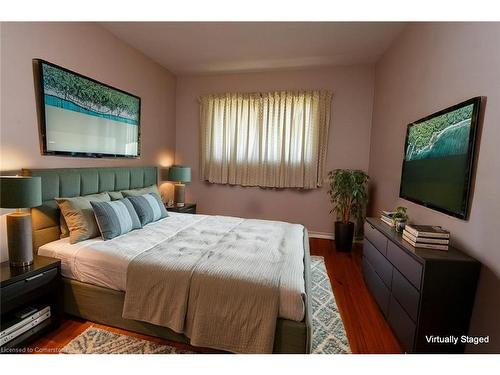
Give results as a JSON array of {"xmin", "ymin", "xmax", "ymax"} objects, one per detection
[{"xmin": 38, "ymin": 213, "xmax": 305, "ymax": 322}]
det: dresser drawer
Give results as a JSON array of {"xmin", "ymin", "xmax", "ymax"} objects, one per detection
[
  {"xmin": 388, "ymin": 295, "xmax": 416, "ymax": 353},
  {"xmin": 364, "ymin": 222, "xmax": 388, "ymax": 255},
  {"xmin": 391, "ymin": 268, "xmax": 420, "ymax": 322},
  {"xmin": 387, "ymin": 241, "xmax": 423, "ymax": 290},
  {"xmin": 1, "ymin": 268, "xmax": 58, "ymax": 303},
  {"xmin": 363, "ymin": 239, "xmax": 393, "ymax": 288},
  {"xmin": 363, "ymin": 256, "xmax": 390, "ymax": 317}
]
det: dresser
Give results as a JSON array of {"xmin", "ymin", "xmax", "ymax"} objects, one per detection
[{"xmin": 362, "ymin": 217, "xmax": 480, "ymax": 353}]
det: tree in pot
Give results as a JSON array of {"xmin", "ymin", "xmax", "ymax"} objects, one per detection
[{"xmin": 327, "ymin": 169, "xmax": 369, "ymax": 252}]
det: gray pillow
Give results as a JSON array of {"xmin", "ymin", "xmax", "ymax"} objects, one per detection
[
  {"xmin": 91, "ymin": 199, "xmax": 142, "ymax": 240},
  {"xmin": 121, "ymin": 184, "xmax": 161, "ymax": 198},
  {"xmin": 108, "ymin": 191, "xmax": 124, "ymax": 201},
  {"xmin": 127, "ymin": 193, "xmax": 168, "ymax": 226},
  {"xmin": 56, "ymin": 192, "xmax": 111, "ymax": 244}
]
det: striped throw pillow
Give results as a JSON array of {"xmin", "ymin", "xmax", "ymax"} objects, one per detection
[
  {"xmin": 91, "ymin": 199, "xmax": 142, "ymax": 240},
  {"xmin": 127, "ymin": 193, "xmax": 169, "ymax": 226}
]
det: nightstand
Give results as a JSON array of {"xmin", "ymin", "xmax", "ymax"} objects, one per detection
[
  {"xmin": 166, "ymin": 203, "xmax": 197, "ymax": 214},
  {"xmin": 0, "ymin": 255, "xmax": 62, "ymax": 350}
]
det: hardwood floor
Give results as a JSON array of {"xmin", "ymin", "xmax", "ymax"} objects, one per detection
[
  {"xmin": 309, "ymin": 238, "xmax": 401, "ymax": 354},
  {"xmin": 28, "ymin": 238, "xmax": 401, "ymax": 354}
]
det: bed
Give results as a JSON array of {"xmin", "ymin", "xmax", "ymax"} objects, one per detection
[{"xmin": 26, "ymin": 166, "xmax": 312, "ymax": 353}]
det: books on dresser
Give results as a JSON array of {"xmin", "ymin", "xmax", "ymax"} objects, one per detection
[
  {"xmin": 381, "ymin": 216, "xmax": 394, "ymax": 227},
  {"xmin": 402, "ymin": 224, "xmax": 450, "ymax": 251},
  {"xmin": 404, "ymin": 224, "xmax": 450, "ymax": 239},
  {"xmin": 402, "ymin": 234, "xmax": 449, "ymax": 251},
  {"xmin": 380, "ymin": 211, "xmax": 396, "ymax": 227},
  {"xmin": 402, "ymin": 230, "xmax": 449, "ymax": 244}
]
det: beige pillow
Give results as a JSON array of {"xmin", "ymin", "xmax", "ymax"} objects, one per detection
[
  {"xmin": 121, "ymin": 184, "xmax": 160, "ymax": 197},
  {"xmin": 60, "ymin": 213, "xmax": 69, "ymax": 238},
  {"xmin": 56, "ymin": 192, "xmax": 110, "ymax": 244}
]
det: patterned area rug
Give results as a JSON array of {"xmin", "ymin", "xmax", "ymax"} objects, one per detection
[
  {"xmin": 310, "ymin": 255, "xmax": 351, "ymax": 354},
  {"xmin": 61, "ymin": 256, "xmax": 350, "ymax": 354},
  {"xmin": 60, "ymin": 328, "xmax": 194, "ymax": 354}
]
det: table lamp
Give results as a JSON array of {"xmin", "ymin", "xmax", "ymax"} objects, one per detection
[
  {"xmin": 167, "ymin": 166, "xmax": 191, "ymax": 207},
  {"xmin": 0, "ymin": 176, "xmax": 42, "ymax": 267}
]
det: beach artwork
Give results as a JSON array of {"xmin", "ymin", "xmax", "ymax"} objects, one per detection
[
  {"xmin": 406, "ymin": 104, "xmax": 474, "ymax": 161},
  {"xmin": 41, "ymin": 62, "xmax": 140, "ymax": 157},
  {"xmin": 400, "ymin": 101, "xmax": 477, "ymax": 216}
]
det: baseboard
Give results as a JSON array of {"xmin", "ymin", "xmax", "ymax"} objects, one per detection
[{"xmin": 308, "ymin": 231, "xmax": 334, "ymax": 240}]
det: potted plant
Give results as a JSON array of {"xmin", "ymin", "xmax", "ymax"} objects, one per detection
[
  {"xmin": 392, "ymin": 206, "xmax": 409, "ymax": 233},
  {"xmin": 327, "ymin": 169, "xmax": 369, "ymax": 252}
]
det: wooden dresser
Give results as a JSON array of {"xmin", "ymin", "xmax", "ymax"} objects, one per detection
[{"xmin": 362, "ymin": 217, "xmax": 480, "ymax": 353}]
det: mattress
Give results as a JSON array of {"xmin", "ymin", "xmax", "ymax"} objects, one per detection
[{"xmin": 38, "ymin": 212, "xmax": 306, "ymax": 322}]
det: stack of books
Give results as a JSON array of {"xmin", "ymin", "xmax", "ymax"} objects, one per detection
[
  {"xmin": 380, "ymin": 211, "xmax": 395, "ymax": 227},
  {"xmin": 402, "ymin": 224, "xmax": 450, "ymax": 251}
]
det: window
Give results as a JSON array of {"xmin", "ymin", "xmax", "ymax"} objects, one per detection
[{"xmin": 200, "ymin": 90, "xmax": 332, "ymax": 189}]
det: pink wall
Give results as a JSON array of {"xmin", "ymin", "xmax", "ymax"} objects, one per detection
[
  {"xmin": 0, "ymin": 22, "xmax": 176, "ymax": 261},
  {"xmin": 175, "ymin": 66, "xmax": 375, "ymax": 235},
  {"xmin": 369, "ymin": 22, "xmax": 500, "ymax": 352}
]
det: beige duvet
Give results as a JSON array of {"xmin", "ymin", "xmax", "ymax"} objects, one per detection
[{"xmin": 122, "ymin": 214, "xmax": 305, "ymax": 353}]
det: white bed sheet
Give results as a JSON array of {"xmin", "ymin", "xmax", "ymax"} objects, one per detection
[{"xmin": 38, "ymin": 213, "xmax": 306, "ymax": 322}]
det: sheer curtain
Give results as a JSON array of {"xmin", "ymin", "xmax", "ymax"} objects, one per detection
[{"xmin": 200, "ymin": 90, "xmax": 332, "ymax": 189}]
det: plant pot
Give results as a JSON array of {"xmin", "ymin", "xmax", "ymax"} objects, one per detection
[
  {"xmin": 334, "ymin": 221, "xmax": 355, "ymax": 252},
  {"xmin": 394, "ymin": 219, "xmax": 407, "ymax": 233}
]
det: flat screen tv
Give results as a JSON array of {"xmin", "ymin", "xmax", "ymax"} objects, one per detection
[
  {"xmin": 399, "ymin": 97, "xmax": 481, "ymax": 219},
  {"xmin": 35, "ymin": 59, "xmax": 141, "ymax": 158}
]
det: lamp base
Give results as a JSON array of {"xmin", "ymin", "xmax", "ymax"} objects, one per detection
[
  {"xmin": 174, "ymin": 183, "xmax": 185, "ymax": 207},
  {"xmin": 9, "ymin": 260, "xmax": 33, "ymax": 268},
  {"xmin": 7, "ymin": 212, "xmax": 34, "ymax": 268}
]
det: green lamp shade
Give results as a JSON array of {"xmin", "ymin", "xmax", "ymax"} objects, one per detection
[
  {"xmin": 0, "ymin": 176, "xmax": 42, "ymax": 208},
  {"xmin": 167, "ymin": 166, "xmax": 191, "ymax": 183}
]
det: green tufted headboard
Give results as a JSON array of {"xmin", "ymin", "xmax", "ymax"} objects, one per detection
[{"xmin": 23, "ymin": 166, "xmax": 158, "ymax": 252}]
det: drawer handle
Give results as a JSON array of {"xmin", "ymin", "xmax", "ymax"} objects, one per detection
[{"xmin": 25, "ymin": 273, "xmax": 45, "ymax": 282}]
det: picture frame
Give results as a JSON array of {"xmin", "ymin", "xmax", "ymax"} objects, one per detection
[{"xmin": 34, "ymin": 59, "xmax": 141, "ymax": 159}]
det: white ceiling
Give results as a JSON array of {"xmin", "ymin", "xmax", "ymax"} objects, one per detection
[{"xmin": 101, "ymin": 22, "xmax": 406, "ymax": 75}]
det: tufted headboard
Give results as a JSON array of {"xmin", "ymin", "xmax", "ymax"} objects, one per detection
[{"xmin": 23, "ymin": 166, "xmax": 158, "ymax": 252}]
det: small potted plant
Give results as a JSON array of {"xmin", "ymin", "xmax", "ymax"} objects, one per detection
[
  {"xmin": 393, "ymin": 206, "xmax": 409, "ymax": 233},
  {"xmin": 327, "ymin": 169, "xmax": 369, "ymax": 252}
]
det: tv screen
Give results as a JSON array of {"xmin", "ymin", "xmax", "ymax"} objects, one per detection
[
  {"xmin": 400, "ymin": 97, "xmax": 481, "ymax": 219},
  {"xmin": 36, "ymin": 59, "xmax": 141, "ymax": 158}
]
